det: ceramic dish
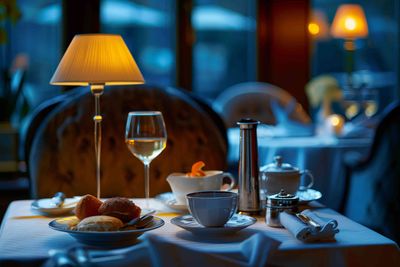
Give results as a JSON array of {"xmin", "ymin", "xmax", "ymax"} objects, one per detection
[
  {"xmin": 31, "ymin": 197, "xmax": 80, "ymax": 216},
  {"xmin": 171, "ymin": 214, "xmax": 256, "ymax": 236},
  {"xmin": 155, "ymin": 192, "xmax": 188, "ymax": 212},
  {"xmin": 296, "ymin": 189, "xmax": 322, "ymax": 203},
  {"xmin": 49, "ymin": 216, "xmax": 164, "ymax": 247}
]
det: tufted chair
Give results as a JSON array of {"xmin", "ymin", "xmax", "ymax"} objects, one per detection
[
  {"xmin": 341, "ymin": 100, "xmax": 400, "ymax": 244},
  {"xmin": 28, "ymin": 85, "xmax": 227, "ymax": 198},
  {"xmin": 212, "ymin": 82, "xmax": 310, "ymax": 128}
]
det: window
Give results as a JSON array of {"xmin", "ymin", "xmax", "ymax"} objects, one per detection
[
  {"xmin": 192, "ymin": 0, "xmax": 256, "ymax": 100},
  {"xmin": 100, "ymin": 0, "xmax": 176, "ymax": 87},
  {"xmin": 1, "ymin": 0, "xmax": 62, "ymax": 125}
]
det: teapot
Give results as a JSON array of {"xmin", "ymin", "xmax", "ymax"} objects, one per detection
[{"xmin": 260, "ymin": 156, "xmax": 314, "ymax": 196}]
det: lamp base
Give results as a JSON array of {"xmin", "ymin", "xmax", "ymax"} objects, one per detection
[{"xmin": 91, "ymin": 84, "xmax": 104, "ymax": 199}]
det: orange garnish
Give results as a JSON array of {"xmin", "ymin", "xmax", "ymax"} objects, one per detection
[{"xmin": 187, "ymin": 161, "xmax": 206, "ymax": 177}]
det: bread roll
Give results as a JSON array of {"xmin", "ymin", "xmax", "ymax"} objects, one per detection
[
  {"xmin": 98, "ymin": 197, "xmax": 141, "ymax": 222},
  {"xmin": 77, "ymin": 215, "xmax": 123, "ymax": 231},
  {"xmin": 75, "ymin": 194, "xmax": 103, "ymax": 220}
]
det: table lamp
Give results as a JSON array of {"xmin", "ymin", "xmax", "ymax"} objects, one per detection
[
  {"xmin": 50, "ymin": 34, "xmax": 144, "ymax": 198},
  {"xmin": 331, "ymin": 4, "xmax": 369, "ymax": 88}
]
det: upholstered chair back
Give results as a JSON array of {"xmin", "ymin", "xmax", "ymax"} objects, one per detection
[
  {"xmin": 212, "ymin": 82, "xmax": 310, "ymax": 128},
  {"xmin": 343, "ymin": 101, "xmax": 400, "ymax": 244},
  {"xmin": 28, "ymin": 85, "xmax": 227, "ymax": 198}
]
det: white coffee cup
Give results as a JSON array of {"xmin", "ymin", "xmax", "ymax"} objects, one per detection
[
  {"xmin": 166, "ymin": 171, "xmax": 235, "ymax": 204},
  {"xmin": 186, "ymin": 191, "xmax": 238, "ymax": 227}
]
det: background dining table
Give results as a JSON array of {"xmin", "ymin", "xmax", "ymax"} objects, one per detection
[
  {"xmin": 0, "ymin": 198, "xmax": 398, "ymax": 267},
  {"xmin": 228, "ymin": 127, "xmax": 372, "ymax": 211}
]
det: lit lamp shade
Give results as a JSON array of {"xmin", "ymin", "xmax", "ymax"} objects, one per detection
[
  {"xmin": 50, "ymin": 34, "xmax": 144, "ymax": 85},
  {"xmin": 331, "ymin": 4, "xmax": 369, "ymax": 39}
]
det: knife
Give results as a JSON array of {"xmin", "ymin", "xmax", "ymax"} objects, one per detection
[
  {"xmin": 51, "ymin": 192, "xmax": 66, "ymax": 207},
  {"xmin": 296, "ymin": 213, "xmax": 321, "ymax": 231}
]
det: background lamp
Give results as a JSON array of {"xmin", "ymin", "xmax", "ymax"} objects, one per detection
[
  {"xmin": 331, "ymin": 4, "xmax": 369, "ymax": 87},
  {"xmin": 50, "ymin": 34, "xmax": 144, "ymax": 198}
]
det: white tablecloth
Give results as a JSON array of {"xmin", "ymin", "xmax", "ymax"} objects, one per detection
[
  {"xmin": 228, "ymin": 127, "xmax": 372, "ymax": 210},
  {"xmin": 0, "ymin": 199, "xmax": 399, "ymax": 267}
]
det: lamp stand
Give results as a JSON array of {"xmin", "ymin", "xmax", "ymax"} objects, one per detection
[
  {"xmin": 343, "ymin": 39, "xmax": 356, "ymax": 89},
  {"xmin": 91, "ymin": 84, "xmax": 104, "ymax": 199}
]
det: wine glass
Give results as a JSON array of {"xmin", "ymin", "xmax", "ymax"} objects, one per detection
[
  {"xmin": 125, "ymin": 111, "xmax": 167, "ymax": 207},
  {"xmin": 362, "ymin": 89, "xmax": 379, "ymax": 118},
  {"xmin": 341, "ymin": 90, "xmax": 361, "ymax": 121}
]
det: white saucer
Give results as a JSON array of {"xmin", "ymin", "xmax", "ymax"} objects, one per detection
[
  {"xmin": 155, "ymin": 192, "xmax": 188, "ymax": 212},
  {"xmin": 31, "ymin": 197, "xmax": 80, "ymax": 216},
  {"xmin": 171, "ymin": 214, "xmax": 256, "ymax": 236},
  {"xmin": 296, "ymin": 189, "xmax": 322, "ymax": 203}
]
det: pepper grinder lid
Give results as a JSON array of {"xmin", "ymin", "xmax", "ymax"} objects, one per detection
[{"xmin": 266, "ymin": 189, "xmax": 299, "ymax": 207}]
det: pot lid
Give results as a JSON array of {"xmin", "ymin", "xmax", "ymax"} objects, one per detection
[
  {"xmin": 267, "ymin": 189, "xmax": 299, "ymax": 205},
  {"xmin": 260, "ymin": 156, "xmax": 298, "ymax": 174}
]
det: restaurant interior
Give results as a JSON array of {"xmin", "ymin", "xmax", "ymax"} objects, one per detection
[{"xmin": 0, "ymin": 0, "xmax": 399, "ymax": 266}]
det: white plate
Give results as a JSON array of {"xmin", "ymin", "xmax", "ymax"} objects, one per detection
[
  {"xmin": 171, "ymin": 214, "xmax": 256, "ymax": 236},
  {"xmin": 155, "ymin": 192, "xmax": 188, "ymax": 212},
  {"xmin": 31, "ymin": 197, "xmax": 80, "ymax": 216},
  {"xmin": 296, "ymin": 189, "xmax": 322, "ymax": 203},
  {"xmin": 49, "ymin": 216, "xmax": 164, "ymax": 247}
]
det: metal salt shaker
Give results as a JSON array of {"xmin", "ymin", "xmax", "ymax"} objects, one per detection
[
  {"xmin": 265, "ymin": 189, "xmax": 299, "ymax": 227},
  {"xmin": 237, "ymin": 119, "xmax": 261, "ymax": 214}
]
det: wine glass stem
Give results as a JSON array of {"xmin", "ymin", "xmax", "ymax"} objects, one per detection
[{"xmin": 144, "ymin": 162, "xmax": 150, "ymax": 207}]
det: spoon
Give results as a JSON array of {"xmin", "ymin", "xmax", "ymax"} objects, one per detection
[
  {"xmin": 121, "ymin": 210, "xmax": 156, "ymax": 229},
  {"xmin": 51, "ymin": 192, "xmax": 66, "ymax": 207}
]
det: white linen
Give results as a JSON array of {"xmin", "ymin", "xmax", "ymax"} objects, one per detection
[
  {"xmin": 45, "ymin": 232, "xmax": 280, "ymax": 267},
  {"xmin": 1, "ymin": 200, "xmax": 399, "ymax": 267},
  {"xmin": 280, "ymin": 209, "xmax": 339, "ymax": 242}
]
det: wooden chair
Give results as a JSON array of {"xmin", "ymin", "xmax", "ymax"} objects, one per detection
[
  {"xmin": 341, "ymin": 100, "xmax": 400, "ymax": 244},
  {"xmin": 28, "ymin": 85, "xmax": 227, "ymax": 198},
  {"xmin": 212, "ymin": 82, "xmax": 310, "ymax": 128}
]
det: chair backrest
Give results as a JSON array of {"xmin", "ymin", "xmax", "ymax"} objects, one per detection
[
  {"xmin": 343, "ymin": 100, "xmax": 400, "ymax": 244},
  {"xmin": 28, "ymin": 85, "xmax": 227, "ymax": 198},
  {"xmin": 21, "ymin": 91, "xmax": 81, "ymax": 167},
  {"xmin": 212, "ymin": 82, "xmax": 310, "ymax": 128}
]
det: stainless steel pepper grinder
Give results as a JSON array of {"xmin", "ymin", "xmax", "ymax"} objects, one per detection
[{"xmin": 237, "ymin": 118, "xmax": 261, "ymax": 214}]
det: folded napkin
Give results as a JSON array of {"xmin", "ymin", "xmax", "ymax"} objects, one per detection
[{"xmin": 279, "ymin": 209, "xmax": 339, "ymax": 242}]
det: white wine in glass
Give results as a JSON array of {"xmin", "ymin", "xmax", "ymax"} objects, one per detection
[
  {"xmin": 126, "ymin": 138, "xmax": 166, "ymax": 163},
  {"xmin": 344, "ymin": 101, "xmax": 360, "ymax": 120},
  {"xmin": 363, "ymin": 100, "xmax": 378, "ymax": 117},
  {"xmin": 341, "ymin": 90, "xmax": 361, "ymax": 121},
  {"xmin": 125, "ymin": 111, "xmax": 167, "ymax": 207},
  {"xmin": 362, "ymin": 90, "xmax": 379, "ymax": 118}
]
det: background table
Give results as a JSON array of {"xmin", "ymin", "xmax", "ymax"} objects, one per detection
[
  {"xmin": 0, "ymin": 199, "xmax": 398, "ymax": 267},
  {"xmin": 228, "ymin": 127, "xmax": 372, "ymax": 210}
]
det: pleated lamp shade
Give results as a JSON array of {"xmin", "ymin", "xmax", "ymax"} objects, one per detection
[
  {"xmin": 331, "ymin": 4, "xmax": 369, "ymax": 39},
  {"xmin": 50, "ymin": 34, "xmax": 144, "ymax": 86}
]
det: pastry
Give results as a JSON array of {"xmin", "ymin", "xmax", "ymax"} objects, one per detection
[
  {"xmin": 98, "ymin": 197, "xmax": 141, "ymax": 222},
  {"xmin": 75, "ymin": 194, "xmax": 103, "ymax": 220},
  {"xmin": 76, "ymin": 215, "xmax": 123, "ymax": 231}
]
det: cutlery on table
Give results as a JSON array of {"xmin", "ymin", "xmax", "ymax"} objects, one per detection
[
  {"xmin": 121, "ymin": 209, "xmax": 156, "ymax": 229},
  {"xmin": 295, "ymin": 213, "xmax": 321, "ymax": 231},
  {"xmin": 49, "ymin": 247, "xmax": 125, "ymax": 266},
  {"xmin": 51, "ymin": 192, "xmax": 66, "ymax": 207}
]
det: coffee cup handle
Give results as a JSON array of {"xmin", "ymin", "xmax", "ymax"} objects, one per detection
[
  {"xmin": 299, "ymin": 169, "xmax": 314, "ymax": 191},
  {"xmin": 221, "ymin": 172, "xmax": 236, "ymax": 191}
]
